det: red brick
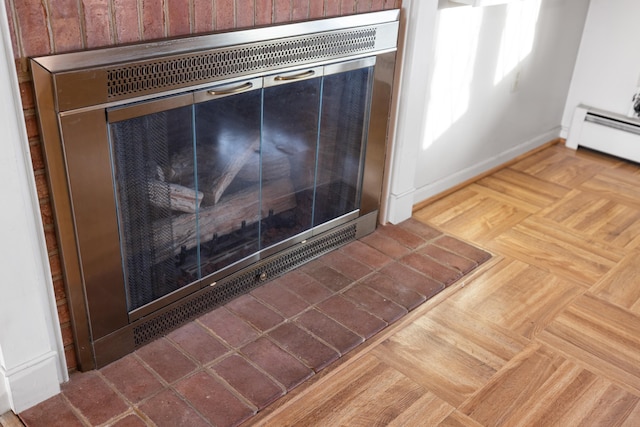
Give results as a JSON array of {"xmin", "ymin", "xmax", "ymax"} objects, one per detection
[
  {"xmin": 341, "ymin": 0, "xmax": 356, "ymax": 14},
  {"xmin": 317, "ymin": 295, "xmax": 387, "ymax": 339},
  {"xmin": 135, "ymin": 338, "xmax": 197, "ymax": 383},
  {"xmin": 383, "ymin": 0, "xmax": 400, "ymax": 9},
  {"xmin": 255, "ymin": 0, "xmax": 272, "ymax": 25},
  {"xmin": 435, "ymin": 235, "xmax": 492, "ymax": 265},
  {"xmin": 215, "ymin": 0, "xmax": 234, "ymax": 30},
  {"xmin": 111, "ymin": 414, "xmax": 148, "ymax": 427},
  {"xmin": 57, "ymin": 299, "xmax": 70, "ymax": 323},
  {"xmin": 20, "ymin": 81, "xmax": 35, "ymax": 109},
  {"xmin": 82, "ymin": 0, "xmax": 113, "ymax": 48},
  {"xmin": 167, "ymin": 321, "xmax": 230, "ymax": 364},
  {"xmin": 211, "ymin": 354, "xmax": 284, "ymax": 409},
  {"xmin": 14, "ymin": 0, "xmax": 52, "ymax": 57},
  {"xmin": 198, "ymin": 307, "xmax": 259, "ymax": 348},
  {"xmin": 20, "ymin": 394, "xmax": 83, "ymax": 427},
  {"xmin": 142, "ymin": 0, "xmax": 165, "ymax": 40},
  {"xmin": 5, "ymin": 0, "xmax": 20, "ymax": 58},
  {"xmin": 397, "ymin": 218, "xmax": 443, "ymax": 241},
  {"xmin": 114, "ymin": 0, "xmax": 141, "ymax": 43},
  {"xmin": 30, "ymin": 141, "xmax": 45, "ymax": 171},
  {"xmin": 175, "ymin": 372, "xmax": 254, "ymax": 426},
  {"xmin": 168, "ymin": 0, "xmax": 191, "ymax": 36},
  {"xmin": 226, "ymin": 294, "xmax": 284, "ymax": 332},
  {"xmin": 140, "ymin": 389, "xmax": 211, "ymax": 427},
  {"xmin": 319, "ymin": 250, "xmax": 372, "ymax": 281},
  {"xmin": 339, "ymin": 240, "xmax": 392, "ymax": 269},
  {"xmin": 65, "ymin": 345, "xmax": 78, "ymax": 371},
  {"xmin": 343, "ymin": 284, "xmax": 407, "ymax": 324},
  {"xmin": 357, "ymin": 0, "xmax": 372, "ymax": 13},
  {"xmin": 371, "ymin": 0, "xmax": 384, "ymax": 11},
  {"xmin": 292, "ymin": 0, "xmax": 308, "ymax": 20},
  {"xmin": 241, "ymin": 337, "xmax": 314, "ymax": 391},
  {"xmin": 236, "ymin": 0, "xmax": 254, "ymax": 27},
  {"xmin": 24, "ymin": 112, "xmax": 39, "ymax": 139},
  {"xmin": 60, "ymin": 322, "xmax": 74, "ymax": 345},
  {"xmin": 35, "ymin": 172, "xmax": 49, "ymax": 199},
  {"xmin": 194, "ymin": 0, "xmax": 214, "ymax": 32},
  {"xmin": 40, "ymin": 199, "xmax": 53, "ymax": 226},
  {"xmin": 101, "ymin": 355, "xmax": 164, "ymax": 403},
  {"xmin": 380, "ymin": 261, "xmax": 444, "ymax": 299},
  {"xmin": 376, "ymin": 223, "xmax": 427, "ymax": 249},
  {"xmin": 325, "ymin": 0, "xmax": 339, "ymax": 16},
  {"xmin": 44, "ymin": 226, "xmax": 58, "ymax": 251},
  {"xmin": 300, "ymin": 260, "xmax": 352, "ymax": 292},
  {"xmin": 49, "ymin": 0, "xmax": 83, "ymax": 52},
  {"xmin": 52, "ymin": 276, "xmax": 66, "ymax": 301},
  {"xmin": 273, "ymin": 0, "xmax": 290, "ymax": 23},
  {"xmin": 49, "ymin": 251, "xmax": 62, "ymax": 277},
  {"xmin": 309, "ymin": 0, "xmax": 323, "ymax": 18},
  {"xmin": 268, "ymin": 322, "xmax": 339, "ymax": 372},
  {"xmin": 62, "ymin": 371, "xmax": 129, "ymax": 425}
]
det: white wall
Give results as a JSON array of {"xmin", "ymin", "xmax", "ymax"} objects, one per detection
[
  {"xmin": 386, "ymin": 0, "xmax": 589, "ymax": 223},
  {"xmin": 0, "ymin": 3, "xmax": 67, "ymax": 414},
  {"xmin": 562, "ymin": 0, "xmax": 640, "ymax": 134}
]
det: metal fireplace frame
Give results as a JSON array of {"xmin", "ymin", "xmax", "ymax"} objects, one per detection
[{"xmin": 31, "ymin": 10, "xmax": 399, "ymax": 370}]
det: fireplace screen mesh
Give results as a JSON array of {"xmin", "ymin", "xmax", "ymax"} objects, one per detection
[
  {"xmin": 109, "ymin": 106, "xmax": 197, "ymax": 310},
  {"xmin": 108, "ymin": 62, "xmax": 373, "ymax": 312}
]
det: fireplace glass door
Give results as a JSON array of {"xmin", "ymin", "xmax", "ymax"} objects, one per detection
[{"xmin": 108, "ymin": 58, "xmax": 374, "ymax": 312}]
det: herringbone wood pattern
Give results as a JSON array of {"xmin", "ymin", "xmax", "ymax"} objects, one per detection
[{"xmin": 256, "ymin": 144, "xmax": 640, "ymax": 426}]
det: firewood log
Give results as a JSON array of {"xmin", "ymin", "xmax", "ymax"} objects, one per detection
[
  {"xmin": 148, "ymin": 180, "xmax": 204, "ymax": 213},
  {"xmin": 152, "ymin": 178, "xmax": 296, "ymax": 261}
]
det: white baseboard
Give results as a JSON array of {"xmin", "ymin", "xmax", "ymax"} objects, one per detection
[
  {"xmin": 412, "ymin": 127, "xmax": 562, "ymax": 204},
  {"xmin": 385, "ymin": 190, "xmax": 416, "ymax": 224},
  {"xmin": 1, "ymin": 351, "xmax": 61, "ymax": 413}
]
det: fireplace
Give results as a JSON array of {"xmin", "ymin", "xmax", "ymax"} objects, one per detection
[{"xmin": 31, "ymin": 10, "xmax": 399, "ymax": 370}]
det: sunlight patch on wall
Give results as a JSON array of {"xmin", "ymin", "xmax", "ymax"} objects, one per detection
[
  {"xmin": 493, "ymin": 0, "xmax": 541, "ymax": 86},
  {"xmin": 423, "ymin": 7, "xmax": 484, "ymax": 150}
]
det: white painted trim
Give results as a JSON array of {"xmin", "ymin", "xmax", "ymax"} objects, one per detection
[
  {"xmin": 565, "ymin": 105, "xmax": 588, "ymax": 149},
  {"xmin": 412, "ymin": 127, "xmax": 562, "ymax": 203},
  {"xmin": 0, "ymin": 0, "xmax": 67, "ymax": 414},
  {"xmin": 384, "ymin": 0, "xmax": 439, "ymax": 224}
]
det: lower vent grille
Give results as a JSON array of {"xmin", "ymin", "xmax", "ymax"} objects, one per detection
[{"xmin": 133, "ymin": 224, "xmax": 357, "ymax": 346}]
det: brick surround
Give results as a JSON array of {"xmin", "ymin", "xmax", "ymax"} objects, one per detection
[{"xmin": 4, "ymin": 0, "xmax": 400, "ymax": 372}]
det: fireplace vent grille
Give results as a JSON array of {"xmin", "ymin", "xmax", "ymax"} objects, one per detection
[
  {"xmin": 107, "ymin": 28, "xmax": 377, "ymax": 98},
  {"xmin": 132, "ymin": 223, "xmax": 357, "ymax": 347}
]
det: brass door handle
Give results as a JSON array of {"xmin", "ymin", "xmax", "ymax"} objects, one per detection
[
  {"xmin": 274, "ymin": 70, "xmax": 316, "ymax": 81},
  {"xmin": 207, "ymin": 82, "xmax": 254, "ymax": 96}
]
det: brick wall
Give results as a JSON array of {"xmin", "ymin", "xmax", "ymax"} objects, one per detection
[{"xmin": 3, "ymin": 0, "xmax": 401, "ymax": 372}]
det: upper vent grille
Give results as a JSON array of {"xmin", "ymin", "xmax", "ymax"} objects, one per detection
[{"xmin": 107, "ymin": 28, "xmax": 377, "ymax": 99}]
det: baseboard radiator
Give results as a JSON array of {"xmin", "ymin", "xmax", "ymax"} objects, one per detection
[{"xmin": 566, "ymin": 104, "xmax": 640, "ymax": 162}]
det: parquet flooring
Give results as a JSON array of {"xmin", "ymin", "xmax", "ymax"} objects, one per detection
[{"xmin": 256, "ymin": 144, "xmax": 640, "ymax": 426}]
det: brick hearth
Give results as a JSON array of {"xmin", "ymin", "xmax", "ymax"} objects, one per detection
[{"xmin": 20, "ymin": 219, "xmax": 491, "ymax": 426}]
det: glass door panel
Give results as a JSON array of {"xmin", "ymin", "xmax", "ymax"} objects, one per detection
[
  {"xmin": 195, "ymin": 81, "xmax": 263, "ymax": 276},
  {"xmin": 262, "ymin": 71, "xmax": 322, "ymax": 247},
  {"xmin": 315, "ymin": 63, "xmax": 374, "ymax": 226},
  {"xmin": 108, "ymin": 101, "xmax": 195, "ymax": 311}
]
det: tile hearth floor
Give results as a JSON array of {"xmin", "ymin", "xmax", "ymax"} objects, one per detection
[{"xmin": 20, "ymin": 219, "xmax": 491, "ymax": 427}]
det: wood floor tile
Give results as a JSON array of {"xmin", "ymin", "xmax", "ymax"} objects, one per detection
[
  {"xmin": 373, "ymin": 304, "xmax": 528, "ymax": 407},
  {"xmin": 475, "ymin": 168, "xmax": 570, "ymax": 209},
  {"xmin": 510, "ymin": 147, "xmax": 606, "ymax": 188},
  {"xmin": 591, "ymin": 250, "xmax": 640, "ymax": 313},
  {"xmin": 541, "ymin": 189, "xmax": 640, "ymax": 250},
  {"xmin": 447, "ymin": 257, "xmax": 584, "ymax": 339},
  {"xmin": 256, "ymin": 354, "xmax": 429, "ymax": 426},
  {"xmin": 580, "ymin": 172, "xmax": 640, "ymax": 211},
  {"xmin": 414, "ymin": 186, "xmax": 532, "ymax": 245},
  {"xmin": 461, "ymin": 343, "xmax": 640, "ymax": 427},
  {"xmin": 486, "ymin": 217, "xmax": 625, "ymax": 286},
  {"xmin": 539, "ymin": 293, "xmax": 640, "ymax": 395}
]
